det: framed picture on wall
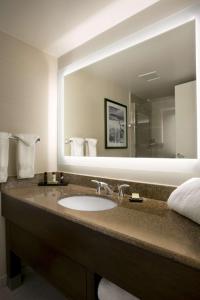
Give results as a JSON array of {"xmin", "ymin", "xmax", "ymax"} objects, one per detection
[{"xmin": 104, "ymin": 98, "xmax": 127, "ymax": 149}]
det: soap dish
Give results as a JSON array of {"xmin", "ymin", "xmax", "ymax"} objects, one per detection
[{"xmin": 129, "ymin": 197, "xmax": 143, "ymax": 203}]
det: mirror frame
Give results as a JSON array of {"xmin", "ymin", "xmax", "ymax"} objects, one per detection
[{"xmin": 58, "ymin": 6, "xmax": 200, "ymax": 186}]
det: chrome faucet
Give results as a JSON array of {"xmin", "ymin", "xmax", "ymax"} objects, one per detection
[
  {"xmin": 100, "ymin": 182, "xmax": 113, "ymax": 195},
  {"xmin": 91, "ymin": 180, "xmax": 102, "ymax": 194},
  {"xmin": 91, "ymin": 180, "xmax": 113, "ymax": 195},
  {"xmin": 118, "ymin": 184, "xmax": 130, "ymax": 197}
]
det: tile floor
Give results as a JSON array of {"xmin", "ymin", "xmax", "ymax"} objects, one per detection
[{"xmin": 0, "ymin": 271, "xmax": 70, "ymax": 300}]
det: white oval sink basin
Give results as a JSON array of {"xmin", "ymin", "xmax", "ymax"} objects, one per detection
[{"xmin": 58, "ymin": 195, "xmax": 117, "ymax": 211}]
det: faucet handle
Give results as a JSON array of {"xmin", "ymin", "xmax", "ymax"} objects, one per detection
[
  {"xmin": 100, "ymin": 182, "xmax": 113, "ymax": 195},
  {"xmin": 91, "ymin": 179, "xmax": 100, "ymax": 184},
  {"xmin": 118, "ymin": 184, "xmax": 130, "ymax": 197},
  {"xmin": 100, "ymin": 181, "xmax": 108, "ymax": 187},
  {"xmin": 91, "ymin": 180, "xmax": 101, "ymax": 194},
  {"xmin": 91, "ymin": 180, "xmax": 113, "ymax": 195}
]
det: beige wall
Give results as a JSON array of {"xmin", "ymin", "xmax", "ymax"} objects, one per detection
[
  {"xmin": 0, "ymin": 30, "xmax": 57, "ymax": 175},
  {"xmin": 0, "ymin": 31, "xmax": 57, "ymax": 282},
  {"xmin": 64, "ymin": 70, "xmax": 129, "ymax": 157}
]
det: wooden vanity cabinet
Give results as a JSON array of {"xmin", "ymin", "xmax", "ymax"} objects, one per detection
[
  {"xmin": 2, "ymin": 193, "xmax": 200, "ymax": 300},
  {"xmin": 7, "ymin": 222, "xmax": 88, "ymax": 300}
]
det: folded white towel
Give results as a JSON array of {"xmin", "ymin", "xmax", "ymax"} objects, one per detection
[
  {"xmin": 14, "ymin": 134, "xmax": 39, "ymax": 179},
  {"xmin": 69, "ymin": 138, "xmax": 84, "ymax": 156},
  {"xmin": 85, "ymin": 138, "xmax": 97, "ymax": 156},
  {"xmin": 98, "ymin": 278, "xmax": 140, "ymax": 300},
  {"xmin": 0, "ymin": 132, "xmax": 11, "ymax": 183},
  {"xmin": 168, "ymin": 178, "xmax": 200, "ymax": 225}
]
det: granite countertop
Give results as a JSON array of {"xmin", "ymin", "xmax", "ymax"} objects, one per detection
[{"xmin": 2, "ymin": 184, "xmax": 200, "ymax": 271}]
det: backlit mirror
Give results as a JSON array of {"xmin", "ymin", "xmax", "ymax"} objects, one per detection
[{"xmin": 64, "ymin": 21, "xmax": 196, "ymax": 158}]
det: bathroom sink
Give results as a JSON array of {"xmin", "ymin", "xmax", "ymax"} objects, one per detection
[{"xmin": 58, "ymin": 195, "xmax": 117, "ymax": 211}]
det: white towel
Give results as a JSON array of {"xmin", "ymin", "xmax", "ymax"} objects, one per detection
[
  {"xmin": 98, "ymin": 278, "xmax": 140, "ymax": 300},
  {"xmin": 69, "ymin": 138, "xmax": 84, "ymax": 156},
  {"xmin": 168, "ymin": 178, "xmax": 200, "ymax": 225},
  {"xmin": 0, "ymin": 132, "xmax": 11, "ymax": 183},
  {"xmin": 14, "ymin": 134, "xmax": 39, "ymax": 179},
  {"xmin": 85, "ymin": 138, "xmax": 97, "ymax": 157}
]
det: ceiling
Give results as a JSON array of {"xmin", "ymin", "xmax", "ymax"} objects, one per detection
[
  {"xmin": 0, "ymin": 0, "xmax": 159, "ymax": 57},
  {"xmin": 83, "ymin": 21, "xmax": 196, "ymax": 99}
]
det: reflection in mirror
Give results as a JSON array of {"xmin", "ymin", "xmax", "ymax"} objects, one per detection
[{"xmin": 64, "ymin": 21, "xmax": 196, "ymax": 158}]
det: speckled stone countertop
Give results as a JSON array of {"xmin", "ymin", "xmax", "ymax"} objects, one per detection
[{"xmin": 2, "ymin": 184, "xmax": 200, "ymax": 271}]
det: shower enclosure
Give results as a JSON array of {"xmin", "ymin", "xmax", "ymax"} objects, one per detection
[{"xmin": 128, "ymin": 94, "xmax": 176, "ymax": 158}]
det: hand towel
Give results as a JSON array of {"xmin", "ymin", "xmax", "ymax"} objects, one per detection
[
  {"xmin": 168, "ymin": 178, "xmax": 200, "ymax": 225},
  {"xmin": 85, "ymin": 138, "xmax": 97, "ymax": 157},
  {"xmin": 14, "ymin": 134, "xmax": 39, "ymax": 179},
  {"xmin": 0, "ymin": 132, "xmax": 11, "ymax": 183},
  {"xmin": 69, "ymin": 138, "xmax": 84, "ymax": 156},
  {"xmin": 98, "ymin": 278, "xmax": 140, "ymax": 300}
]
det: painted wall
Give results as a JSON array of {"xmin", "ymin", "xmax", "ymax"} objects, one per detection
[
  {"xmin": 58, "ymin": 3, "xmax": 200, "ymax": 186},
  {"xmin": 0, "ymin": 30, "xmax": 57, "ymax": 175},
  {"xmin": 64, "ymin": 69, "xmax": 129, "ymax": 157},
  {"xmin": 0, "ymin": 31, "xmax": 57, "ymax": 283}
]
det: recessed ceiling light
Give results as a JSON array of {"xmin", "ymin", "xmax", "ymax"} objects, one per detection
[
  {"xmin": 138, "ymin": 70, "xmax": 160, "ymax": 82},
  {"xmin": 138, "ymin": 71, "xmax": 157, "ymax": 78},
  {"xmin": 147, "ymin": 76, "xmax": 160, "ymax": 82}
]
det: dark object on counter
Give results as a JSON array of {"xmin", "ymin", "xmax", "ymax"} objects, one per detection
[
  {"xmin": 60, "ymin": 172, "xmax": 64, "ymax": 184},
  {"xmin": 43, "ymin": 172, "xmax": 48, "ymax": 185},
  {"xmin": 129, "ymin": 197, "xmax": 143, "ymax": 203},
  {"xmin": 38, "ymin": 182, "xmax": 68, "ymax": 186},
  {"xmin": 39, "ymin": 172, "xmax": 67, "ymax": 186}
]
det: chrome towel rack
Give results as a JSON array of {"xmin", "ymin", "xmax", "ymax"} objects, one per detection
[
  {"xmin": 9, "ymin": 136, "xmax": 40, "ymax": 143},
  {"xmin": 65, "ymin": 139, "xmax": 72, "ymax": 144},
  {"xmin": 65, "ymin": 138, "xmax": 88, "ymax": 144}
]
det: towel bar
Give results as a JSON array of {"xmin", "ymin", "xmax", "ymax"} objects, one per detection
[
  {"xmin": 65, "ymin": 139, "xmax": 72, "ymax": 144},
  {"xmin": 65, "ymin": 139, "xmax": 88, "ymax": 144},
  {"xmin": 9, "ymin": 136, "xmax": 40, "ymax": 143}
]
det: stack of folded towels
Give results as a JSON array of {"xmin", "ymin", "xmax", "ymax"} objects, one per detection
[{"xmin": 168, "ymin": 177, "xmax": 200, "ymax": 225}]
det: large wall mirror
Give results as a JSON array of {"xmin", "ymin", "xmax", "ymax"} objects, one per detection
[{"xmin": 64, "ymin": 20, "xmax": 196, "ymax": 159}]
